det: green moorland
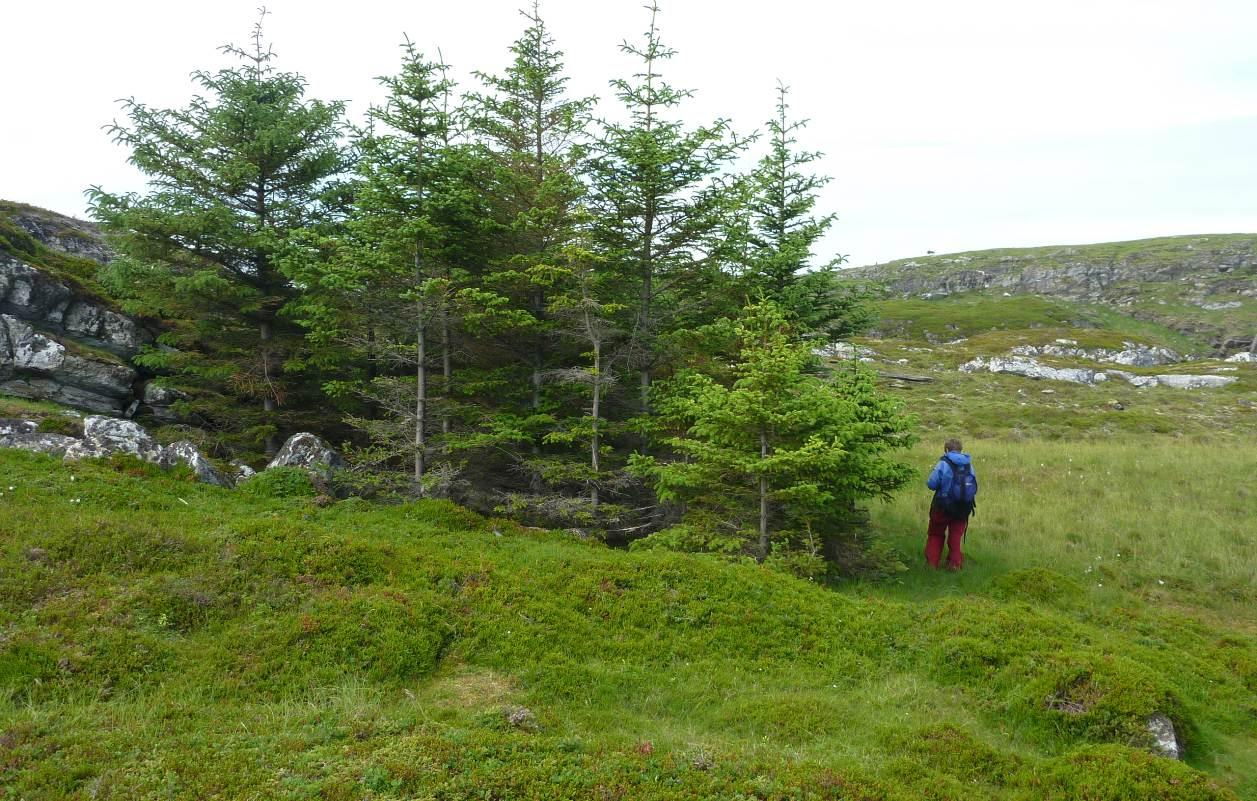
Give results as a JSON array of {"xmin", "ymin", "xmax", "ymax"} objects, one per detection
[{"xmin": 1, "ymin": 434, "xmax": 1255, "ymax": 800}]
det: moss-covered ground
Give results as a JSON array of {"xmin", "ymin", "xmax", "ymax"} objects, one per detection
[{"xmin": 0, "ymin": 440, "xmax": 1253, "ymax": 799}]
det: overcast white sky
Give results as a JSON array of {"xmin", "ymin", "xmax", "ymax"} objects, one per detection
[{"xmin": 4, "ymin": 0, "xmax": 1257, "ymax": 265}]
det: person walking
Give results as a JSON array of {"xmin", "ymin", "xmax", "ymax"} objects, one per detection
[{"xmin": 925, "ymin": 438, "xmax": 977, "ymax": 570}]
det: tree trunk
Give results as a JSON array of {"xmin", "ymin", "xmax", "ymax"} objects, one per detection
[
  {"xmin": 440, "ymin": 292, "xmax": 451, "ymax": 436},
  {"xmin": 259, "ymin": 319, "xmax": 280, "ymax": 456},
  {"xmin": 758, "ymin": 429, "xmax": 769, "ymax": 562},
  {"xmin": 591, "ymin": 342, "xmax": 602, "ymax": 512},
  {"xmin": 414, "ymin": 253, "xmax": 427, "ymax": 494},
  {"xmin": 531, "ymin": 287, "xmax": 544, "ymax": 461}
]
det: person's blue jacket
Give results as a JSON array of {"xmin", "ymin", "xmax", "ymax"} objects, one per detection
[{"xmin": 927, "ymin": 451, "xmax": 973, "ymax": 498}]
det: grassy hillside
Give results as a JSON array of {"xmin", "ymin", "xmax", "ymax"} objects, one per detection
[
  {"xmin": 854, "ymin": 234, "xmax": 1257, "ymax": 353},
  {"xmin": 1, "ymin": 446, "xmax": 1254, "ymax": 800}
]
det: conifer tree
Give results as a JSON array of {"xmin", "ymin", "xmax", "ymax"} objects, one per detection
[
  {"xmin": 631, "ymin": 301, "xmax": 914, "ymax": 576},
  {"xmin": 89, "ymin": 11, "xmax": 349, "ymax": 455},
  {"xmin": 289, "ymin": 40, "xmax": 476, "ymax": 491},
  {"xmin": 586, "ymin": 1, "xmax": 743, "ymax": 413},
  {"xmin": 738, "ymin": 83, "xmax": 871, "ymax": 342},
  {"xmin": 468, "ymin": 3, "xmax": 594, "ymax": 426}
]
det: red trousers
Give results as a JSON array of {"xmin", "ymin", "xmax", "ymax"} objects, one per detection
[{"xmin": 925, "ymin": 505, "xmax": 967, "ymax": 569}]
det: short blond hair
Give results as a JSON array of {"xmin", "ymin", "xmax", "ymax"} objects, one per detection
[{"xmin": 944, "ymin": 438, "xmax": 963, "ymax": 452}]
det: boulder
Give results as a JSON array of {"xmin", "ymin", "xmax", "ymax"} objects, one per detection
[
  {"xmin": 138, "ymin": 382, "xmax": 189, "ymax": 421},
  {"xmin": 266, "ymin": 432, "xmax": 344, "ymax": 476},
  {"xmin": 0, "ymin": 419, "xmax": 78, "ymax": 456},
  {"xmin": 0, "ymin": 431, "xmax": 80, "ymax": 457},
  {"xmin": 161, "ymin": 440, "xmax": 232, "ymax": 488},
  {"xmin": 818, "ymin": 341, "xmax": 877, "ymax": 360},
  {"xmin": 1225, "ymin": 352, "xmax": 1256, "ymax": 363},
  {"xmin": 63, "ymin": 416, "xmax": 164, "ymax": 463},
  {"xmin": 1147, "ymin": 713, "xmax": 1181, "ymax": 759},
  {"xmin": 231, "ymin": 462, "xmax": 257, "ymax": 483},
  {"xmin": 0, "ymin": 418, "xmax": 37, "ymax": 437}
]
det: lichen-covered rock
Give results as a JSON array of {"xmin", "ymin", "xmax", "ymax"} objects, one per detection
[
  {"xmin": 0, "ymin": 313, "xmax": 136, "ymax": 413},
  {"xmin": 266, "ymin": 433, "xmax": 344, "ymax": 476},
  {"xmin": 8, "ymin": 206, "xmax": 113, "ymax": 265},
  {"xmin": 231, "ymin": 462, "xmax": 257, "ymax": 483},
  {"xmin": 0, "ymin": 418, "xmax": 37, "ymax": 437},
  {"xmin": 161, "ymin": 440, "xmax": 232, "ymax": 488},
  {"xmin": 138, "ymin": 382, "xmax": 188, "ymax": 421},
  {"xmin": 0, "ymin": 257, "xmax": 145, "ymax": 356},
  {"xmin": 960, "ymin": 356, "xmax": 1098, "ymax": 385},
  {"xmin": 0, "ymin": 431, "xmax": 80, "ymax": 457},
  {"xmin": 63, "ymin": 416, "xmax": 164, "ymax": 463},
  {"xmin": 1225, "ymin": 351, "xmax": 1256, "ymax": 363},
  {"xmin": 1147, "ymin": 713, "xmax": 1181, "ymax": 759},
  {"xmin": 1009, "ymin": 341, "xmax": 1180, "ymax": 367}
]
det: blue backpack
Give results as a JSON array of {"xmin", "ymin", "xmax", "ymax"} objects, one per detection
[{"xmin": 942, "ymin": 458, "xmax": 978, "ymax": 518}]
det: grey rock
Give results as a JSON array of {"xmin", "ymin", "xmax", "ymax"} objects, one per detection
[
  {"xmin": 817, "ymin": 341, "xmax": 876, "ymax": 360},
  {"xmin": 1009, "ymin": 341, "xmax": 1180, "ymax": 367},
  {"xmin": 0, "ymin": 256, "xmax": 147, "ymax": 357},
  {"xmin": 0, "ymin": 314, "xmax": 136, "ymax": 412},
  {"xmin": 0, "ymin": 431, "xmax": 79, "ymax": 457},
  {"xmin": 0, "ymin": 418, "xmax": 37, "ymax": 437},
  {"xmin": 1225, "ymin": 352, "xmax": 1256, "ymax": 363},
  {"xmin": 266, "ymin": 432, "xmax": 344, "ymax": 475},
  {"xmin": 960, "ymin": 356, "xmax": 1098, "ymax": 385},
  {"xmin": 1147, "ymin": 713, "xmax": 1181, "ymax": 759},
  {"xmin": 1151, "ymin": 374, "xmax": 1236, "ymax": 389},
  {"xmin": 8, "ymin": 207, "xmax": 113, "ymax": 265},
  {"xmin": 231, "ymin": 462, "xmax": 257, "ymax": 483},
  {"xmin": 139, "ymin": 382, "xmax": 189, "ymax": 421},
  {"xmin": 161, "ymin": 441, "xmax": 232, "ymax": 488},
  {"xmin": 64, "ymin": 416, "xmax": 164, "ymax": 463}
]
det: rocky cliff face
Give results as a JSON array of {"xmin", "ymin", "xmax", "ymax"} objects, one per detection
[
  {"xmin": 851, "ymin": 235, "xmax": 1257, "ymax": 354},
  {"xmin": 0, "ymin": 202, "xmax": 161, "ymax": 414}
]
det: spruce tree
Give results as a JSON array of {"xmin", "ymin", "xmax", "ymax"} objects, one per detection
[
  {"xmin": 631, "ymin": 301, "xmax": 915, "ymax": 576},
  {"xmin": 89, "ymin": 11, "xmax": 349, "ymax": 456},
  {"xmin": 468, "ymin": 3, "xmax": 594, "ymax": 423},
  {"xmin": 738, "ymin": 83, "xmax": 871, "ymax": 342},
  {"xmin": 288, "ymin": 40, "xmax": 476, "ymax": 492},
  {"xmin": 586, "ymin": 1, "xmax": 744, "ymax": 414}
]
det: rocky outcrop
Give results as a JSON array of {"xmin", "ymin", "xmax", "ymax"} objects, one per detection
[
  {"xmin": 853, "ymin": 235, "xmax": 1257, "ymax": 355},
  {"xmin": 961, "ymin": 356, "xmax": 1238, "ymax": 389},
  {"xmin": 7, "ymin": 205, "xmax": 112, "ymax": 265},
  {"xmin": 0, "ymin": 314, "xmax": 136, "ymax": 412},
  {"xmin": 0, "ymin": 204, "xmax": 156, "ymax": 415},
  {"xmin": 266, "ymin": 432, "xmax": 344, "ymax": 476},
  {"xmin": 0, "ymin": 257, "xmax": 145, "ymax": 357},
  {"xmin": 1009, "ymin": 339, "xmax": 1180, "ymax": 367},
  {"xmin": 0, "ymin": 414, "xmax": 343, "ymax": 489},
  {"xmin": 960, "ymin": 356, "xmax": 1100, "ymax": 385}
]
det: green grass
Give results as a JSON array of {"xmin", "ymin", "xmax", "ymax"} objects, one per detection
[
  {"xmin": 872, "ymin": 294, "xmax": 1211, "ymax": 353},
  {"xmin": 0, "ymin": 446, "xmax": 1253, "ymax": 799}
]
